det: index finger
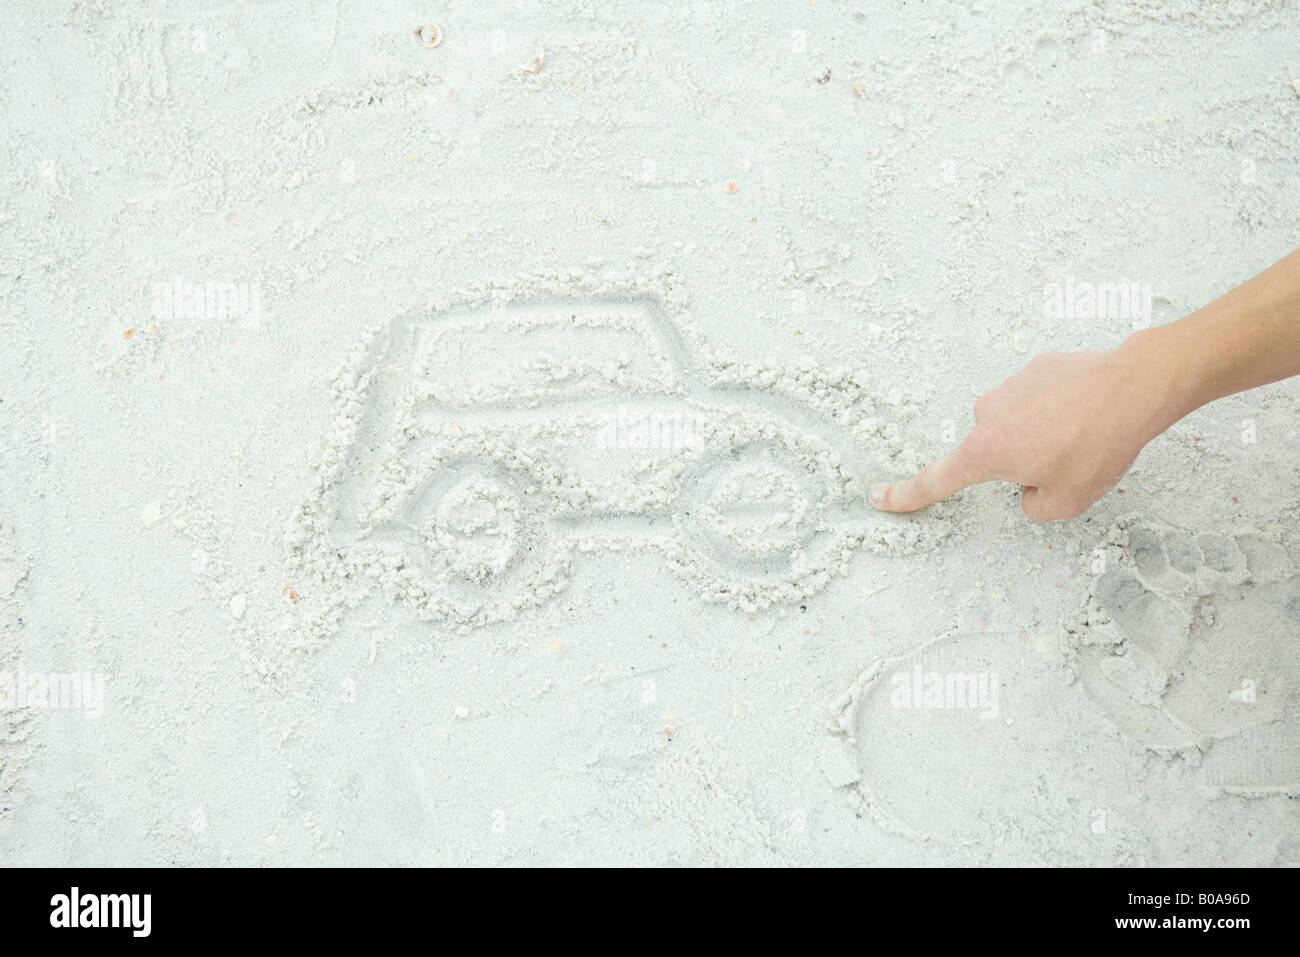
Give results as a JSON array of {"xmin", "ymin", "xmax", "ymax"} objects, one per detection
[{"xmin": 869, "ymin": 441, "xmax": 989, "ymax": 512}]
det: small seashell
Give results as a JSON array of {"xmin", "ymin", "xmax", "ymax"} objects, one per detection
[
  {"xmin": 522, "ymin": 51, "xmax": 544, "ymax": 73},
  {"xmin": 414, "ymin": 23, "xmax": 442, "ymax": 48}
]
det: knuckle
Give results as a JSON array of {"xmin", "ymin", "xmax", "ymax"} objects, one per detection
[
  {"xmin": 1029, "ymin": 494, "xmax": 1087, "ymax": 522},
  {"xmin": 909, "ymin": 467, "xmax": 932, "ymax": 501},
  {"xmin": 961, "ymin": 426, "xmax": 996, "ymax": 465},
  {"xmin": 1025, "ymin": 352, "xmax": 1058, "ymax": 372}
]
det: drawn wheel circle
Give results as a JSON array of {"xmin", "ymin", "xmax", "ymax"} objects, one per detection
[
  {"xmin": 679, "ymin": 448, "xmax": 821, "ymax": 570},
  {"xmin": 700, "ymin": 465, "xmax": 808, "ymax": 556},
  {"xmin": 425, "ymin": 474, "xmax": 523, "ymax": 582}
]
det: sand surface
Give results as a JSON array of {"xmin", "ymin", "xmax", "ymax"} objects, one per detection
[{"xmin": 2, "ymin": 0, "xmax": 1298, "ymax": 865}]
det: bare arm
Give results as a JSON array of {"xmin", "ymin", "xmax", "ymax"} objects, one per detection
[{"xmin": 869, "ymin": 247, "xmax": 1300, "ymax": 522}]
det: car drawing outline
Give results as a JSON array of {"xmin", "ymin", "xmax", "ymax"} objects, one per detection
[{"xmin": 307, "ymin": 287, "xmax": 923, "ymax": 627}]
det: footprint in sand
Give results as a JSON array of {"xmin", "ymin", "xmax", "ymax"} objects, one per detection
[
  {"xmin": 1073, "ymin": 519, "xmax": 1300, "ymax": 793},
  {"xmin": 823, "ymin": 629, "xmax": 1150, "ymax": 857},
  {"xmin": 822, "ymin": 519, "xmax": 1300, "ymax": 856}
]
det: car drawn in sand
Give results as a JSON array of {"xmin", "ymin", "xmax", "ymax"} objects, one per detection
[{"xmin": 316, "ymin": 293, "xmax": 926, "ymax": 626}]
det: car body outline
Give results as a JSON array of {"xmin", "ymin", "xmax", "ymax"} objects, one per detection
[{"xmin": 299, "ymin": 280, "xmax": 930, "ymax": 627}]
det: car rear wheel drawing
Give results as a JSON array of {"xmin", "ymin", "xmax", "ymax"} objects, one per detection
[{"xmin": 366, "ymin": 457, "xmax": 569, "ymax": 624}]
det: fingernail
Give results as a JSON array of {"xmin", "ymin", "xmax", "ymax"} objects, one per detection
[{"xmin": 869, "ymin": 484, "xmax": 887, "ymax": 508}]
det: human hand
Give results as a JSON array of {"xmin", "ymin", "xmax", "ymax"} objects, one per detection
[{"xmin": 869, "ymin": 345, "xmax": 1179, "ymax": 522}]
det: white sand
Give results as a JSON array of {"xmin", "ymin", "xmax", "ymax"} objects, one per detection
[{"xmin": 1, "ymin": 0, "xmax": 1298, "ymax": 865}]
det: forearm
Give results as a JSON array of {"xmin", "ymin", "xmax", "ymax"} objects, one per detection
[
  {"xmin": 875, "ymin": 246, "xmax": 1300, "ymax": 521},
  {"xmin": 1120, "ymin": 246, "xmax": 1300, "ymax": 437}
]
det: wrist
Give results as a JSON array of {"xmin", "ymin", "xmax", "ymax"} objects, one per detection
[{"xmin": 1115, "ymin": 324, "xmax": 1207, "ymax": 441}]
